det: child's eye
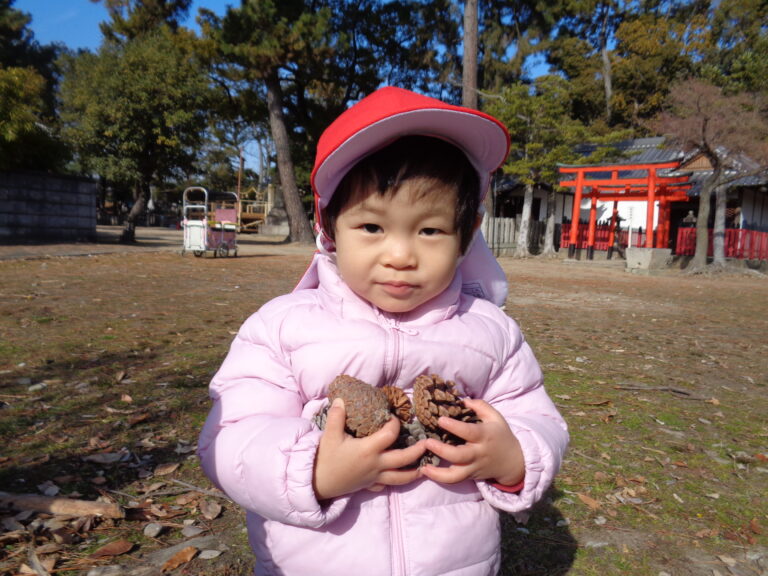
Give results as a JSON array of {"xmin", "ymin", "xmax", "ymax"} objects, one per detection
[
  {"xmin": 420, "ymin": 227, "xmax": 443, "ymax": 236},
  {"xmin": 361, "ymin": 223, "xmax": 381, "ymax": 233}
]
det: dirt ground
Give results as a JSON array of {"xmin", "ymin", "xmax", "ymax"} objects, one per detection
[{"xmin": 0, "ymin": 227, "xmax": 766, "ymax": 575}]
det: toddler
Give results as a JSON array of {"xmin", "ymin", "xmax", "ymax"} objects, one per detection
[{"xmin": 198, "ymin": 86, "xmax": 569, "ymax": 576}]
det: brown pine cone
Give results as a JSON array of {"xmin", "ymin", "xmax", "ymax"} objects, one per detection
[
  {"xmin": 412, "ymin": 374, "xmax": 479, "ymax": 445},
  {"xmin": 381, "ymin": 386, "xmax": 413, "ymax": 424},
  {"xmin": 327, "ymin": 375, "xmax": 391, "ymax": 438}
]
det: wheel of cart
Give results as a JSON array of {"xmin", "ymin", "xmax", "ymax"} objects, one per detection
[{"xmin": 181, "ymin": 187, "xmax": 239, "ymax": 257}]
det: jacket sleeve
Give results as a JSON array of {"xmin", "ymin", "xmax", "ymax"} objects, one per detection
[
  {"xmin": 197, "ymin": 304, "xmax": 349, "ymax": 529},
  {"xmin": 475, "ymin": 313, "xmax": 569, "ymax": 521}
]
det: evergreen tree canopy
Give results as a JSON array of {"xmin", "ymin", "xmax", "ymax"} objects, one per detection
[{"xmin": 59, "ymin": 29, "xmax": 209, "ymax": 192}]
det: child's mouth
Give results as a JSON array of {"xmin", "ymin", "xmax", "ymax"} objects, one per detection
[{"xmin": 381, "ymin": 282, "xmax": 416, "ymax": 297}]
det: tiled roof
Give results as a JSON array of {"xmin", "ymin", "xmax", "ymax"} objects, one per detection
[
  {"xmin": 567, "ymin": 138, "xmax": 766, "ymax": 197},
  {"xmin": 498, "ymin": 138, "xmax": 767, "ymax": 197}
]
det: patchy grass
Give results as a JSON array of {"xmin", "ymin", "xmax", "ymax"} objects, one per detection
[{"xmin": 1, "ymin": 253, "xmax": 766, "ymax": 575}]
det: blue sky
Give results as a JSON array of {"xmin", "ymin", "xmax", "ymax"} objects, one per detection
[{"xmin": 15, "ymin": 0, "xmax": 234, "ymax": 51}]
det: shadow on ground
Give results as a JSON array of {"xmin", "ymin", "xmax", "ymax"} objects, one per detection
[{"xmin": 499, "ymin": 486, "xmax": 577, "ymax": 575}]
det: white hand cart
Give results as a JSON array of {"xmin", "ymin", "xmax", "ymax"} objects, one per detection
[{"xmin": 181, "ymin": 187, "xmax": 239, "ymax": 258}]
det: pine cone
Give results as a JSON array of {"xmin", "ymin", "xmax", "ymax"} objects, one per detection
[
  {"xmin": 412, "ymin": 374, "xmax": 479, "ymax": 445},
  {"xmin": 381, "ymin": 386, "xmax": 413, "ymax": 423},
  {"xmin": 327, "ymin": 375, "xmax": 391, "ymax": 438}
]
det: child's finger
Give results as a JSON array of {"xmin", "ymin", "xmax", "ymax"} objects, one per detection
[
  {"xmin": 322, "ymin": 398, "xmax": 348, "ymax": 439},
  {"xmin": 462, "ymin": 398, "xmax": 503, "ymax": 422},
  {"xmin": 377, "ymin": 465, "xmax": 423, "ymax": 487},
  {"xmin": 364, "ymin": 416, "xmax": 402, "ymax": 449},
  {"xmin": 424, "ymin": 438, "xmax": 473, "ymax": 465},
  {"xmin": 382, "ymin": 439, "xmax": 427, "ymax": 469},
  {"xmin": 420, "ymin": 462, "xmax": 472, "ymax": 485},
  {"xmin": 435, "ymin": 415, "xmax": 481, "ymax": 443}
]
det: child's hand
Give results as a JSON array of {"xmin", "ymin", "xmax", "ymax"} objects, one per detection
[
  {"xmin": 313, "ymin": 398, "xmax": 426, "ymax": 501},
  {"xmin": 419, "ymin": 398, "xmax": 525, "ymax": 487}
]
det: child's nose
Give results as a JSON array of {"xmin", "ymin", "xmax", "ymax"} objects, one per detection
[{"xmin": 383, "ymin": 236, "xmax": 416, "ymax": 268}]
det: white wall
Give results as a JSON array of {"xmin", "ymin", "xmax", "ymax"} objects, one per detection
[{"xmin": 571, "ymin": 198, "xmax": 660, "ymax": 230}]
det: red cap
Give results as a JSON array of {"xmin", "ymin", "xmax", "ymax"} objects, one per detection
[{"xmin": 311, "ymin": 87, "xmax": 510, "ymax": 220}]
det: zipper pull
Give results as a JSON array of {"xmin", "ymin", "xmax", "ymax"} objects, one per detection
[{"xmin": 384, "ymin": 316, "xmax": 418, "ymax": 336}]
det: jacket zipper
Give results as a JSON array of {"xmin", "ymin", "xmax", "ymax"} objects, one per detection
[
  {"xmin": 384, "ymin": 317, "xmax": 407, "ymax": 574},
  {"xmin": 383, "ymin": 317, "xmax": 404, "ymax": 386},
  {"xmin": 389, "ymin": 489, "xmax": 406, "ymax": 576}
]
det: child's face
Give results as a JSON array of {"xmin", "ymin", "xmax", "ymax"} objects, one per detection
[{"xmin": 333, "ymin": 182, "xmax": 462, "ymax": 313}]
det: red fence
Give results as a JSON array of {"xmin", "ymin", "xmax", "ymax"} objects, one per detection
[
  {"xmin": 675, "ymin": 227, "xmax": 768, "ymax": 260},
  {"xmin": 561, "ymin": 224, "xmax": 768, "ymax": 261},
  {"xmin": 560, "ymin": 223, "xmax": 647, "ymax": 251}
]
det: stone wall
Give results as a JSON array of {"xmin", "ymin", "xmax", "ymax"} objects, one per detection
[{"xmin": 0, "ymin": 172, "xmax": 97, "ymax": 243}]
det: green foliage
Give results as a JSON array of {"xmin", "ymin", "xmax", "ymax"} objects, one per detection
[
  {"xmin": 547, "ymin": 35, "xmax": 606, "ymax": 124},
  {"xmin": 58, "ymin": 29, "xmax": 210, "ymax": 191},
  {"xmin": 479, "ymin": 0, "xmax": 565, "ymax": 90},
  {"xmin": 610, "ymin": 14, "xmax": 695, "ymax": 126},
  {"xmin": 486, "ymin": 76, "xmax": 589, "ymax": 186},
  {"xmin": 0, "ymin": 65, "xmax": 66, "ymax": 170},
  {"xmin": 0, "ymin": 0, "xmax": 66, "ymax": 170},
  {"xmin": 0, "ymin": 0, "xmax": 33, "ymax": 65},
  {"xmin": 98, "ymin": 0, "xmax": 192, "ymax": 43},
  {"xmin": 701, "ymin": 0, "xmax": 768, "ymax": 94},
  {"xmin": 204, "ymin": 0, "xmax": 427, "ymax": 190},
  {"xmin": 0, "ymin": 65, "xmax": 42, "ymax": 143}
]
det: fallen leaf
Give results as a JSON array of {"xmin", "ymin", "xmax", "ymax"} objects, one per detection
[
  {"xmin": 89, "ymin": 436, "xmax": 112, "ymax": 450},
  {"xmin": 83, "ymin": 449, "xmax": 129, "ymax": 464},
  {"xmin": 35, "ymin": 543, "xmax": 63, "ymax": 554},
  {"xmin": 199, "ymin": 549, "xmax": 222, "ymax": 560},
  {"xmin": 115, "ymin": 370, "xmax": 126, "ymax": 383},
  {"xmin": 706, "ymin": 397, "xmax": 721, "ymax": 405},
  {"xmin": 695, "ymin": 528, "xmax": 718, "ymax": 538},
  {"xmin": 121, "ymin": 393, "xmax": 133, "ymax": 403},
  {"xmin": 89, "ymin": 539, "xmax": 133, "ymax": 558},
  {"xmin": 717, "ymin": 555, "xmax": 736, "ymax": 566},
  {"xmin": 128, "ymin": 413, "xmax": 150, "ymax": 427},
  {"xmin": 577, "ymin": 493, "xmax": 601, "ymax": 510},
  {"xmin": 105, "ymin": 406, "xmax": 136, "ymax": 414},
  {"xmin": 141, "ymin": 482, "xmax": 166, "ymax": 494},
  {"xmin": 749, "ymin": 518, "xmax": 762, "ymax": 535},
  {"xmin": 175, "ymin": 492, "xmax": 199, "ymax": 506},
  {"xmin": 200, "ymin": 499, "xmax": 222, "ymax": 520},
  {"xmin": 162, "ymin": 546, "xmax": 198, "ymax": 572},
  {"xmin": 155, "ymin": 462, "xmax": 180, "ymax": 476}
]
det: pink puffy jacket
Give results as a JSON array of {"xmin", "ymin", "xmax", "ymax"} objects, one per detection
[{"xmin": 198, "ymin": 255, "xmax": 568, "ymax": 576}]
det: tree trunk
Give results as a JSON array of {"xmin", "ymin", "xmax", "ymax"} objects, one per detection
[
  {"xmin": 120, "ymin": 181, "xmax": 149, "ymax": 243},
  {"xmin": 513, "ymin": 182, "xmax": 534, "ymax": 257},
  {"xmin": 462, "ymin": 0, "xmax": 490, "ymax": 219},
  {"xmin": 598, "ymin": 3, "xmax": 613, "ymax": 123},
  {"xmin": 462, "ymin": 0, "xmax": 478, "ymax": 111},
  {"xmin": 265, "ymin": 72, "xmax": 314, "ymax": 244},
  {"xmin": 712, "ymin": 182, "xmax": 727, "ymax": 265},
  {"xmin": 689, "ymin": 164, "xmax": 721, "ymax": 270},
  {"xmin": 541, "ymin": 188, "xmax": 558, "ymax": 256}
]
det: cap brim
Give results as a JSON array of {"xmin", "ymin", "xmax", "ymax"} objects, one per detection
[{"xmin": 312, "ymin": 107, "xmax": 509, "ymax": 210}]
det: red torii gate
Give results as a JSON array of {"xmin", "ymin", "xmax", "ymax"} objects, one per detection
[{"xmin": 558, "ymin": 160, "xmax": 692, "ymax": 259}]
